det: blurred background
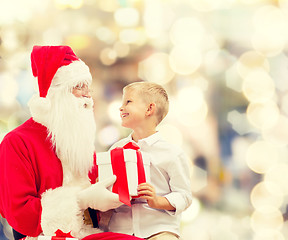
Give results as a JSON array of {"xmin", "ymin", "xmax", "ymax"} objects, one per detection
[{"xmin": 1, "ymin": 0, "xmax": 288, "ymax": 239}]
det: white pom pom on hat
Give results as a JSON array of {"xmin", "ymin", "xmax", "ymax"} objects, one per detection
[{"xmin": 28, "ymin": 94, "xmax": 51, "ymax": 124}]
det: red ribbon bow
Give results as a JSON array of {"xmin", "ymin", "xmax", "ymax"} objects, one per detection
[
  {"xmin": 110, "ymin": 142, "xmax": 146, "ymax": 206},
  {"xmin": 54, "ymin": 229, "xmax": 74, "ymax": 239}
]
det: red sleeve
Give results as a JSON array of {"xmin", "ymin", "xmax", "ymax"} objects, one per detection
[{"xmin": 0, "ymin": 134, "xmax": 42, "ymax": 237}]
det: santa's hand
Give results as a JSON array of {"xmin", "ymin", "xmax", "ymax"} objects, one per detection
[{"xmin": 77, "ymin": 175, "xmax": 123, "ymax": 211}]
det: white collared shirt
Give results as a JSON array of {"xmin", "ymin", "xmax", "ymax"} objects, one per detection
[{"xmin": 108, "ymin": 132, "xmax": 193, "ymax": 238}]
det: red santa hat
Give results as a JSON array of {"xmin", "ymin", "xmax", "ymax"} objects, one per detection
[
  {"xmin": 28, "ymin": 45, "xmax": 93, "ymax": 122},
  {"xmin": 31, "ymin": 45, "xmax": 92, "ymax": 97}
]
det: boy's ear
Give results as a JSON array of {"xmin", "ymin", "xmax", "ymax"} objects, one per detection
[{"xmin": 146, "ymin": 103, "xmax": 156, "ymax": 116}]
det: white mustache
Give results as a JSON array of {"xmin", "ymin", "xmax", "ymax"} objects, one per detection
[{"xmin": 77, "ymin": 97, "xmax": 94, "ymax": 109}]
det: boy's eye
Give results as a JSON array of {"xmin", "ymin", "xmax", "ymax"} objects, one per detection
[{"xmin": 126, "ymin": 100, "xmax": 132, "ymax": 104}]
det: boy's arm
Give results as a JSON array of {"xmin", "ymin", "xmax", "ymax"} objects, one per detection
[
  {"xmin": 139, "ymin": 151, "xmax": 192, "ymax": 213},
  {"xmin": 137, "ymin": 182, "xmax": 176, "ymax": 211},
  {"xmin": 163, "ymin": 151, "xmax": 193, "ymax": 214}
]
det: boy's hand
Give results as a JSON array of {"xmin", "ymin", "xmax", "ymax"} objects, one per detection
[
  {"xmin": 138, "ymin": 182, "xmax": 176, "ymax": 211},
  {"xmin": 137, "ymin": 182, "xmax": 159, "ymax": 208}
]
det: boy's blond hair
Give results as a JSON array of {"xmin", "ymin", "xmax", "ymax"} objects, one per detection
[{"xmin": 123, "ymin": 82, "xmax": 169, "ymax": 125}]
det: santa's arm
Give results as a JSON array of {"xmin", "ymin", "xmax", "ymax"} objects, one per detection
[
  {"xmin": 0, "ymin": 136, "xmax": 43, "ymax": 237},
  {"xmin": 0, "ymin": 135, "xmax": 79, "ymax": 237},
  {"xmin": 0, "ymin": 135, "xmax": 122, "ymax": 238}
]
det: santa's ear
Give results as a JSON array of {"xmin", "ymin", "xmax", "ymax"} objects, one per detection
[{"xmin": 146, "ymin": 103, "xmax": 156, "ymax": 116}]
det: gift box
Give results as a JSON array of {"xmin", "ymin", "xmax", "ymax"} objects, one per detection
[{"xmin": 96, "ymin": 143, "xmax": 150, "ymax": 206}]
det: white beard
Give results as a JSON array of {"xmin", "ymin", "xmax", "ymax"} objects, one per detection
[{"xmin": 45, "ymin": 88, "xmax": 96, "ymax": 182}]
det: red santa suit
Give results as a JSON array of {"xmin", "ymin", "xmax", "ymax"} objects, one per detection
[
  {"xmin": 0, "ymin": 46, "xmax": 143, "ymax": 240},
  {"xmin": 0, "ymin": 118, "xmax": 142, "ymax": 240}
]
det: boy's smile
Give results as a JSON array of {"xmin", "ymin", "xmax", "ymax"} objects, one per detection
[{"xmin": 120, "ymin": 112, "xmax": 129, "ymax": 118}]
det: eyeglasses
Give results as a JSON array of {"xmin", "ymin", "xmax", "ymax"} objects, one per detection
[{"xmin": 73, "ymin": 84, "xmax": 93, "ymax": 93}]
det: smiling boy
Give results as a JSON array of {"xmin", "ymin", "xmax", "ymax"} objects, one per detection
[{"xmin": 107, "ymin": 82, "xmax": 193, "ymax": 240}]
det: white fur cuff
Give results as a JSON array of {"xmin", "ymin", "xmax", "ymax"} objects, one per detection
[{"xmin": 41, "ymin": 186, "xmax": 83, "ymax": 237}]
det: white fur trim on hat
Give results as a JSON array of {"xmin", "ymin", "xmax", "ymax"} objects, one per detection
[{"xmin": 52, "ymin": 60, "xmax": 92, "ymax": 88}]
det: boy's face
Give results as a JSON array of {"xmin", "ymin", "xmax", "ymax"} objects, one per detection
[{"xmin": 120, "ymin": 89, "xmax": 148, "ymax": 129}]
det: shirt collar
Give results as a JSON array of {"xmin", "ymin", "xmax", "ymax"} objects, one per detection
[{"xmin": 127, "ymin": 131, "xmax": 161, "ymax": 147}]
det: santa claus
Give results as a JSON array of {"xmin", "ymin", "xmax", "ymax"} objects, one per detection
[{"xmin": 0, "ymin": 46, "xmax": 143, "ymax": 240}]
